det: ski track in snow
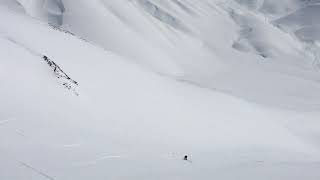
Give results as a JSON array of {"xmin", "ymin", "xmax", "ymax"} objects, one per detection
[
  {"xmin": 73, "ymin": 155, "xmax": 124, "ymax": 167},
  {"xmin": 0, "ymin": 118, "xmax": 14, "ymax": 126},
  {"xmin": 58, "ymin": 143, "xmax": 82, "ymax": 148},
  {"xmin": 19, "ymin": 161, "xmax": 55, "ymax": 180},
  {"xmin": 14, "ymin": 129, "xmax": 27, "ymax": 138}
]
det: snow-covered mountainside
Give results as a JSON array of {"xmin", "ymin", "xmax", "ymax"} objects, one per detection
[{"xmin": 1, "ymin": 0, "xmax": 320, "ymax": 180}]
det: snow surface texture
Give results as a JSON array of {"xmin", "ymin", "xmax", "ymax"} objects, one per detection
[{"xmin": 1, "ymin": 0, "xmax": 320, "ymax": 180}]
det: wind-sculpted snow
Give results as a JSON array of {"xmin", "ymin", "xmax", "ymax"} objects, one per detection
[
  {"xmin": 269, "ymin": 2, "xmax": 320, "ymax": 71},
  {"xmin": 0, "ymin": 0, "xmax": 25, "ymax": 13},
  {"xmin": 2, "ymin": 0, "xmax": 318, "ymax": 110},
  {"xmin": 273, "ymin": 3, "xmax": 320, "ymax": 45},
  {"xmin": 135, "ymin": 0, "xmax": 190, "ymax": 32},
  {"xmin": 275, "ymin": 5, "xmax": 320, "ymax": 31},
  {"xmin": 259, "ymin": 0, "xmax": 302, "ymax": 15},
  {"xmin": 234, "ymin": 0, "xmax": 264, "ymax": 10},
  {"xmin": 171, "ymin": 0, "xmax": 196, "ymax": 15},
  {"xmin": 295, "ymin": 26, "xmax": 320, "ymax": 42},
  {"xmin": 5, "ymin": 0, "xmax": 65, "ymax": 26},
  {"xmin": 45, "ymin": 0, "xmax": 65, "ymax": 26},
  {"xmin": 1, "ymin": 2, "xmax": 320, "ymax": 180}
]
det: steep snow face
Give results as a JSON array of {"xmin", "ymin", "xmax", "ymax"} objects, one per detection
[
  {"xmin": 1, "ymin": 6, "xmax": 320, "ymax": 180},
  {"xmin": 260, "ymin": 0, "xmax": 302, "ymax": 15},
  {"xmin": 42, "ymin": 0, "xmax": 319, "ymax": 110},
  {"xmin": 2, "ymin": 0, "xmax": 318, "ymax": 110},
  {"xmin": 236, "ymin": 0, "xmax": 320, "ymax": 46},
  {"xmin": 11, "ymin": 0, "xmax": 64, "ymax": 25},
  {"xmin": 275, "ymin": 4, "xmax": 320, "ymax": 41},
  {"xmin": 61, "ymin": 0, "xmax": 187, "ymax": 76},
  {"xmin": 135, "ymin": 0, "xmax": 191, "ymax": 32},
  {"xmin": 44, "ymin": 0, "xmax": 64, "ymax": 25},
  {"xmin": 0, "ymin": 0, "xmax": 25, "ymax": 12},
  {"xmin": 261, "ymin": 1, "xmax": 320, "ymax": 71},
  {"xmin": 235, "ymin": 0, "xmax": 308, "ymax": 16},
  {"xmin": 234, "ymin": 0, "xmax": 264, "ymax": 10}
]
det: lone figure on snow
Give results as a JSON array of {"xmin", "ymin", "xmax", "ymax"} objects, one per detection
[{"xmin": 183, "ymin": 155, "xmax": 188, "ymax": 161}]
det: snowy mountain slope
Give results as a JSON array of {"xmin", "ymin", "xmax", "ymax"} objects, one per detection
[
  {"xmin": 7, "ymin": 0, "xmax": 320, "ymax": 110},
  {"xmin": 1, "ymin": 7, "xmax": 320, "ymax": 180},
  {"xmin": 0, "ymin": 0, "xmax": 25, "ymax": 12},
  {"xmin": 1, "ymin": 1, "xmax": 320, "ymax": 180}
]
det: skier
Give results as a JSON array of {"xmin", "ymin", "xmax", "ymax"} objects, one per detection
[{"xmin": 183, "ymin": 155, "xmax": 188, "ymax": 161}]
